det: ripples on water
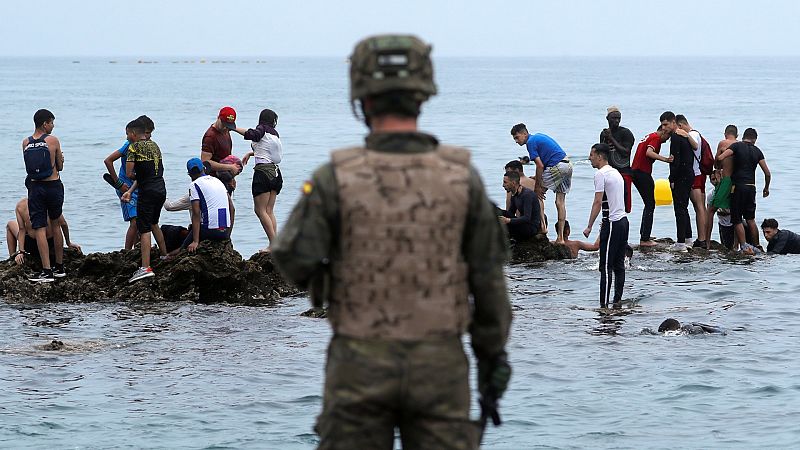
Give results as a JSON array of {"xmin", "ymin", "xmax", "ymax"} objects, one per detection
[{"xmin": 1, "ymin": 57, "xmax": 800, "ymax": 448}]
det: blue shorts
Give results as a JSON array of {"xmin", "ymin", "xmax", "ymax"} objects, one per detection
[
  {"xmin": 117, "ymin": 189, "xmax": 138, "ymax": 222},
  {"xmin": 28, "ymin": 179, "xmax": 64, "ymax": 229}
]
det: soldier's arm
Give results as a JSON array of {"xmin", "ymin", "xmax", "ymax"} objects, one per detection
[
  {"xmin": 272, "ymin": 163, "xmax": 339, "ymax": 287},
  {"xmin": 463, "ymin": 166, "xmax": 512, "ymax": 362}
]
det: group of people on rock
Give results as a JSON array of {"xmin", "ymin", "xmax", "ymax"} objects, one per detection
[
  {"xmin": 8, "ymin": 107, "xmax": 284, "ymax": 283},
  {"xmin": 499, "ymin": 107, "xmax": 797, "ymax": 307}
]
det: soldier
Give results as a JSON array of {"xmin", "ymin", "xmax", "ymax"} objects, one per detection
[{"xmin": 273, "ymin": 35, "xmax": 512, "ymax": 449}]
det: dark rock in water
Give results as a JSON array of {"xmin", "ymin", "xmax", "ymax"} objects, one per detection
[
  {"xmin": 38, "ymin": 340, "xmax": 65, "ymax": 351},
  {"xmin": 301, "ymin": 307, "xmax": 328, "ymax": 318},
  {"xmin": 0, "ymin": 241, "xmax": 300, "ymax": 304},
  {"xmin": 511, "ymin": 234, "xmax": 572, "ymax": 263}
]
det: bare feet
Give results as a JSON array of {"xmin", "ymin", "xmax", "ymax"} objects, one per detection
[{"xmin": 639, "ymin": 240, "xmax": 657, "ymax": 247}]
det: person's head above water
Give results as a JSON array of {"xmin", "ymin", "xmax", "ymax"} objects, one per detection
[
  {"xmin": 504, "ymin": 159, "xmax": 525, "ymax": 174},
  {"xmin": 658, "ymin": 318, "xmax": 681, "ymax": 332},
  {"xmin": 761, "ymin": 218, "xmax": 779, "ymax": 241}
]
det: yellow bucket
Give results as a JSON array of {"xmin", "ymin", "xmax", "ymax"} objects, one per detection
[{"xmin": 654, "ymin": 178, "xmax": 672, "ymax": 206}]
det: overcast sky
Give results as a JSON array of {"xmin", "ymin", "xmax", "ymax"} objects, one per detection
[{"xmin": 3, "ymin": 0, "xmax": 799, "ymax": 57}]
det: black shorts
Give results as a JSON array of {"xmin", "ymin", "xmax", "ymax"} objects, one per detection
[
  {"xmin": 252, "ymin": 164, "xmax": 283, "ymax": 196},
  {"xmin": 136, "ymin": 188, "xmax": 167, "ymax": 234},
  {"xmin": 27, "ymin": 179, "xmax": 64, "ymax": 229},
  {"xmin": 24, "ymin": 234, "xmax": 55, "ymax": 259},
  {"xmin": 730, "ymin": 184, "xmax": 756, "ymax": 225}
]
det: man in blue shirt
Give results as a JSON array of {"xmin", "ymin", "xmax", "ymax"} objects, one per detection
[{"xmin": 511, "ymin": 123, "xmax": 573, "ymax": 243}]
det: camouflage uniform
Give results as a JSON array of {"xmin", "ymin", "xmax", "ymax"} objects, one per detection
[{"xmin": 272, "ymin": 35, "xmax": 511, "ymax": 450}]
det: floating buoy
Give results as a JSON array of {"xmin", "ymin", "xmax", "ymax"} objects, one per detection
[{"xmin": 654, "ymin": 178, "xmax": 672, "ymax": 206}]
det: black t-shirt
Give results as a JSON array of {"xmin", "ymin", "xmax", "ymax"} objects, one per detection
[
  {"xmin": 767, "ymin": 229, "xmax": 800, "ymax": 255},
  {"xmin": 600, "ymin": 126, "xmax": 635, "ymax": 170},
  {"xmin": 504, "ymin": 187, "xmax": 540, "ymax": 232},
  {"xmin": 668, "ymin": 133, "xmax": 694, "ymax": 182},
  {"xmin": 128, "ymin": 140, "xmax": 166, "ymax": 192},
  {"xmin": 729, "ymin": 141, "xmax": 764, "ymax": 185}
]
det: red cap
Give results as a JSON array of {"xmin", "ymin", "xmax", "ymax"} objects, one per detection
[{"xmin": 218, "ymin": 106, "xmax": 236, "ymax": 130}]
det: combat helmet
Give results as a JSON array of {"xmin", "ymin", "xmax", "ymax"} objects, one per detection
[{"xmin": 349, "ymin": 34, "xmax": 437, "ymax": 104}]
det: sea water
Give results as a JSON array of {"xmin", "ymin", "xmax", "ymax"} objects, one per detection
[{"xmin": 1, "ymin": 57, "xmax": 799, "ymax": 449}]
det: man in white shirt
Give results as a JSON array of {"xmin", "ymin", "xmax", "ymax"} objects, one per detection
[
  {"xmin": 183, "ymin": 158, "xmax": 233, "ymax": 253},
  {"xmin": 584, "ymin": 143, "xmax": 629, "ymax": 309}
]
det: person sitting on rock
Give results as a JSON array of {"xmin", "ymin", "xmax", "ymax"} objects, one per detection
[
  {"xmin": 499, "ymin": 170, "xmax": 540, "ymax": 241},
  {"xmin": 6, "ymin": 197, "xmax": 81, "ymax": 266},
  {"xmin": 182, "ymin": 158, "xmax": 233, "ymax": 253}
]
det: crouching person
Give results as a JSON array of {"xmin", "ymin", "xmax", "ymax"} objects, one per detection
[{"xmin": 183, "ymin": 158, "xmax": 233, "ymax": 253}]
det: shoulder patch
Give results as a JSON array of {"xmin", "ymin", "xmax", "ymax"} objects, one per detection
[{"xmin": 302, "ymin": 180, "xmax": 314, "ymax": 195}]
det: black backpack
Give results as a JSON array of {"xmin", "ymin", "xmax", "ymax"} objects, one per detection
[{"xmin": 23, "ymin": 134, "xmax": 53, "ymax": 180}]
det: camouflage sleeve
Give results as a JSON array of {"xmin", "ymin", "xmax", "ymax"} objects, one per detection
[
  {"xmin": 271, "ymin": 162, "xmax": 339, "ymax": 287},
  {"xmin": 463, "ymin": 165, "xmax": 512, "ymax": 362}
]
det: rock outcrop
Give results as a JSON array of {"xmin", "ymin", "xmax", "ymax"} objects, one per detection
[
  {"xmin": 0, "ymin": 241, "xmax": 299, "ymax": 304},
  {"xmin": 511, "ymin": 234, "xmax": 573, "ymax": 263}
]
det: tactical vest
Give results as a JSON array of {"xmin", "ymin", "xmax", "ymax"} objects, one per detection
[{"xmin": 329, "ymin": 145, "xmax": 472, "ymax": 340}]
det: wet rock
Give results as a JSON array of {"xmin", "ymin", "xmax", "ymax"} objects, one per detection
[
  {"xmin": 0, "ymin": 241, "xmax": 300, "ymax": 304},
  {"xmin": 511, "ymin": 234, "xmax": 572, "ymax": 263},
  {"xmin": 37, "ymin": 340, "xmax": 65, "ymax": 351}
]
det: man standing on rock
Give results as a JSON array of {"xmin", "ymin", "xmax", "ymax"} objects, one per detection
[
  {"xmin": 511, "ymin": 123, "xmax": 572, "ymax": 243},
  {"xmin": 22, "ymin": 109, "xmax": 66, "ymax": 282},
  {"xmin": 273, "ymin": 34, "xmax": 512, "ymax": 449},
  {"xmin": 599, "ymin": 106, "xmax": 635, "ymax": 213},
  {"xmin": 584, "ymin": 143, "xmax": 629, "ymax": 309}
]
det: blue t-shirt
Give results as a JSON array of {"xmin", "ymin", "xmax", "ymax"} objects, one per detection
[
  {"xmin": 117, "ymin": 140, "xmax": 134, "ymax": 186},
  {"xmin": 526, "ymin": 133, "xmax": 566, "ymax": 168}
]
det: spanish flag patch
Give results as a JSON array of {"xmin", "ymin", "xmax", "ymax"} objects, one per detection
[{"xmin": 302, "ymin": 181, "xmax": 313, "ymax": 195}]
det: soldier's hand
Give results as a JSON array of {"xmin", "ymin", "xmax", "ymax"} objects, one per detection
[{"xmin": 478, "ymin": 354, "xmax": 511, "ymax": 400}]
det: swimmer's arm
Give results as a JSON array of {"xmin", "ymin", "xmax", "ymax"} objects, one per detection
[
  {"xmin": 58, "ymin": 216, "xmax": 80, "ymax": 251},
  {"xmin": 14, "ymin": 207, "xmax": 25, "ymax": 253},
  {"xmin": 578, "ymin": 238, "xmax": 600, "ymax": 252}
]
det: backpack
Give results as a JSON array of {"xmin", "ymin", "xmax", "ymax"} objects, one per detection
[
  {"xmin": 23, "ymin": 134, "xmax": 53, "ymax": 180},
  {"xmin": 692, "ymin": 131, "xmax": 714, "ymax": 176}
]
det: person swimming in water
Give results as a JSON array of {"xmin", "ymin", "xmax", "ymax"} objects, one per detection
[{"xmin": 649, "ymin": 318, "xmax": 726, "ymax": 335}]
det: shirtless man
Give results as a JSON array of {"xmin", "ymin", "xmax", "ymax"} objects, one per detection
[
  {"xmin": 6, "ymin": 198, "xmax": 81, "ymax": 266},
  {"xmin": 556, "ymin": 220, "xmax": 599, "ymax": 258},
  {"xmin": 504, "ymin": 160, "xmax": 546, "ymax": 233},
  {"xmin": 705, "ymin": 125, "xmax": 738, "ymax": 249}
]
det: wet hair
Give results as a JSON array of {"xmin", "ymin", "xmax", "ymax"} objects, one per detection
[
  {"xmin": 259, "ymin": 108, "xmax": 278, "ymax": 128},
  {"xmin": 362, "ymin": 91, "xmax": 420, "ymax": 119},
  {"xmin": 658, "ymin": 318, "xmax": 681, "ymax": 332},
  {"xmin": 659, "ymin": 111, "xmax": 676, "ymax": 123},
  {"xmin": 126, "ymin": 119, "xmax": 145, "ymax": 135},
  {"xmin": 137, "ymin": 115, "xmax": 155, "ymax": 132},
  {"xmin": 743, "ymin": 127, "xmax": 758, "ymax": 140},
  {"xmin": 504, "ymin": 171, "xmax": 521, "ymax": 184},
  {"xmin": 510, "ymin": 123, "xmax": 528, "ymax": 136},
  {"xmin": 591, "ymin": 143, "xmax": 610, "ymax": 160},
  {"xmin": 724, "ymin": 124, "xmax": 738, "ymax": 137},
  {"xmin": 505, "ymin": 160, "xmax": 523, "ymax": 171},
  {"xmin": 761, "ymin": 218, "xmax": 778, "ymax": 229},
  {"xmin": 33, "ymin": 109, "xmax": 55, "ymax": 128},
  {"xmin": 675, "ymin": 114, "xmax": 688, "ymax": 126}
]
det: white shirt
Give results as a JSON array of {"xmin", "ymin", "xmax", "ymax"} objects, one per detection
[
  {"xmin": 689, "ymin": 130, "xmax": 702, "ymax": 176},
  {"xmin": 252, "ymin": 133, "xmax": 283, "ymax": 165},
  {"xmin": 594, "ymin": 164, "xmax": 626, "ymax": 222},
  {"xmin": 189, "ymin": 175, "xmax": 231, "ymax": 229}
]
